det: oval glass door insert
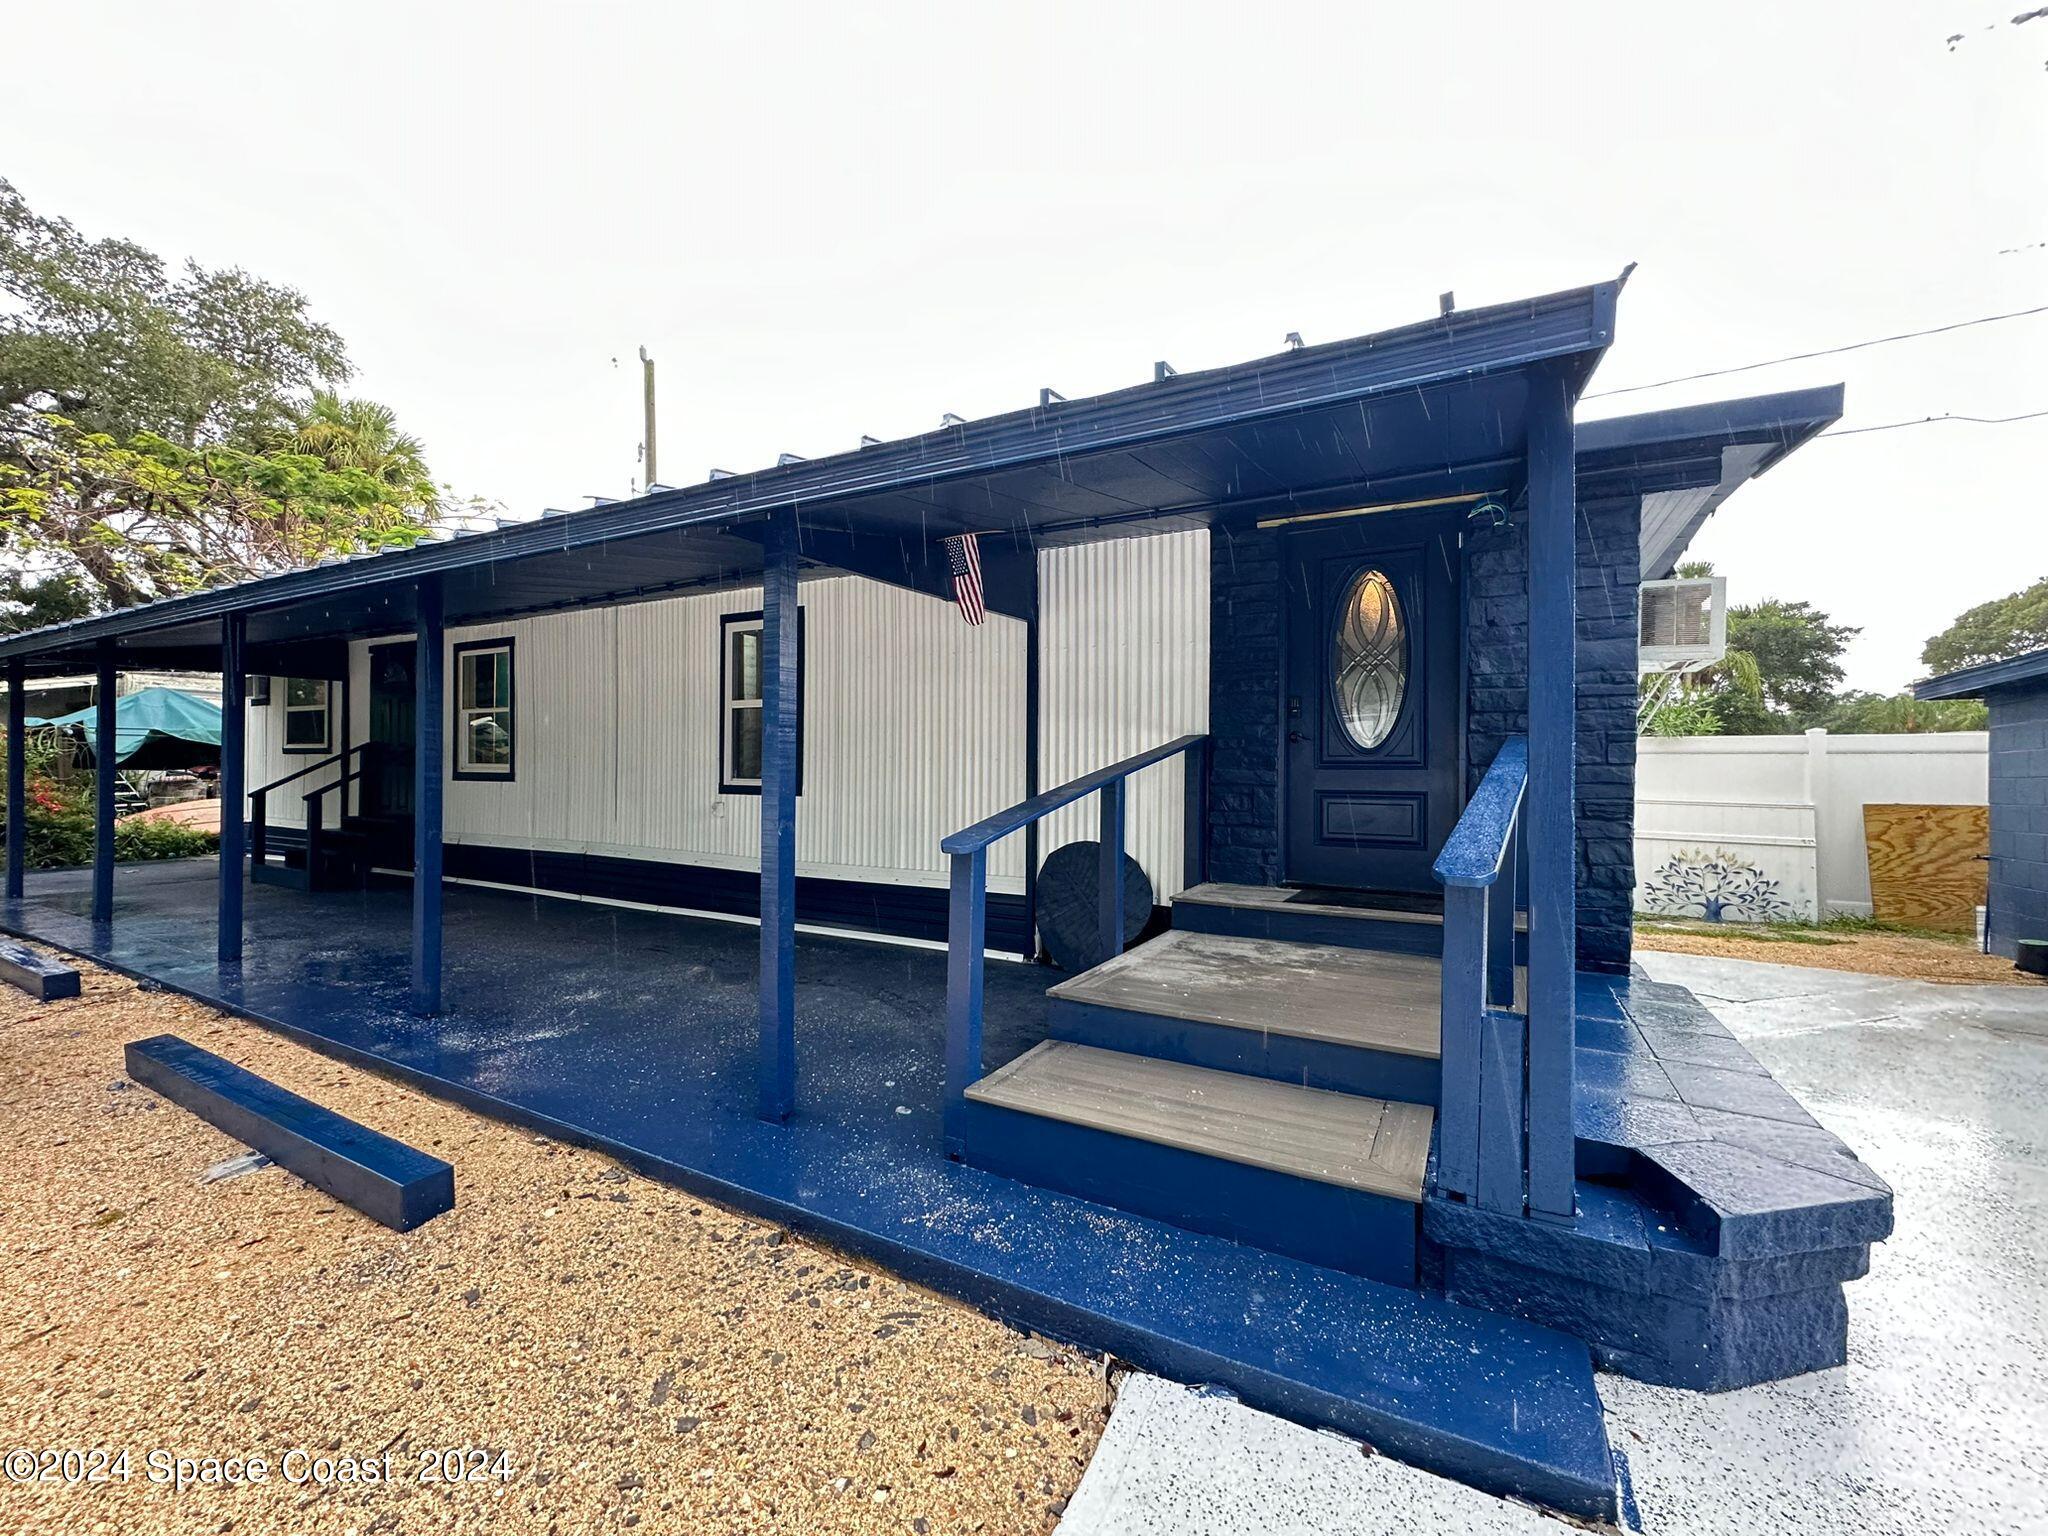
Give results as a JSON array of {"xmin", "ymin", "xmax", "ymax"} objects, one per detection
[{"xmin": 1332, "ymin": 568, "xmax": 1406, "ymax": 750}]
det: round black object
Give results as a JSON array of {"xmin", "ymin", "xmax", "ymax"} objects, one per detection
[
  {"xmin": 2016, "ymin": 940, "xmax": 2048, "ymax": 978},
  {"xmin": 1036, "ymin": 841, "xmax": 1153, "ymax": 974}
]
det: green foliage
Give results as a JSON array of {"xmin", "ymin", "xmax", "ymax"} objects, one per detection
[
  {"xmin": 0, "ymin": 180, "xmax": 453, "ymax": 627},
  {"xmin": 0, "ymin": 749, "xmax": 219, "ymax": 868},
  {"xmin": 1726, "ymin": 599, "xmax": 1857, "ymax": 720},
  {"xmin": 1816, "ymin": 691, "xmax": 1989, "ymax": 733},
  {"xmin": 1, "ymin": 411, "xmax": 439, "ymax": 617},
  {"xmin": 0, "ymin": 177, "xmax": 347, "ymax": 445},
  {"xmin": 114, "ymin": 814, "xmax": 220, "ymax": 862},
  {"xmin": 1641, "ymin": 686, "xmax": 1721, "ymax": 736},
  {"xmin": 1921, "ymin": 576, "xmax": 2048, "ymax": 673}
]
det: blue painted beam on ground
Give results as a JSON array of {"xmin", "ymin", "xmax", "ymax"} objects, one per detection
[
  {"xmin": 0, "ymin": 939, "xmax": 80, "ymax": 1000},
  {"xmin": 124, "ymin": 1033, "xmax": 453, "ymax": 1231},
  {"xmin": 4, "ymin": 861, "xmax": 1617, "ymax": 1520}
]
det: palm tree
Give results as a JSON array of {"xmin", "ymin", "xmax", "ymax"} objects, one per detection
[{"xmin": 282, "ymin": 391, "xmax": 438, "ymax": 512}]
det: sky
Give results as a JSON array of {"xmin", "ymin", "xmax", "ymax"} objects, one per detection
[{"xmin": 8, "ymin": 0, "xmax": 2045, "ymax": 691}]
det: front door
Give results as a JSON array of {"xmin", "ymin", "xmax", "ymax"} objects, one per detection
[
  {"xmin": 364, "ymin": 642, "xmax": 416, "ymax": 819},
  {"xmin": 1282, "ymin": 514, "xmax": 1461, "ymax": 893}
]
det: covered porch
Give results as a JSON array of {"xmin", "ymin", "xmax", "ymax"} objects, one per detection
[{"xmin": 0, "ymin": 857, "xmax": 1623, "ymax": 1516}]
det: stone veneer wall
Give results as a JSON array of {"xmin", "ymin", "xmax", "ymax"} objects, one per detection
[
  {"xmin": 1464, "ymin": 496, "xmax": 1641, "ymax": 973},
  {"xmin": 1205, "ymin": 497, "xmax": 1641, "ymax": 972}
]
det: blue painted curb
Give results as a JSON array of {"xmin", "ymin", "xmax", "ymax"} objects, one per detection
[{"xmin": 125, "ymin": 1034, "xmax": 454, "ymax": 1231}]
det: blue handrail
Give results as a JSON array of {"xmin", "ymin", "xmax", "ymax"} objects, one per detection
[
  {"xmin": 1433, "ymin": 736, "xmax": 1528, "ymax": 887},
  {"xmin": 940, "ymin": 732, "xmax": 1210, "ymax": 1159},
  {"xmin": 943, "ymin": 734, "xmax": 1208, "ymax": 855},
  {"xmin": 1433, "ymin": 735, "xmax": 1528, "ymax": 1210}
]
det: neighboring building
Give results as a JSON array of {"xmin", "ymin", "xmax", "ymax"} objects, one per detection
[
  {"xmin": 22, "ymin": 668, "xmax": 222, "ymax": 722},
  {"xmin": 0, "ymin": 283, "xmax": 1890, "ymax": 1520},
  {"xmin": 1916, "ymin": 647, "xmax": 2048, "ymax": 959}
]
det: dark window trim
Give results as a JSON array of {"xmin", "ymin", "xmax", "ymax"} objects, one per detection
[
  {"xmin": 451, "ymin": 636, "xmax": 517, "ymax": 783},
  {"xmin": 280, "ymin": 678, "xmax": 333, "ymax": 755},
  {"xmin": 717, "ymin": 606, "xmax": 805, "ymax": 797}
]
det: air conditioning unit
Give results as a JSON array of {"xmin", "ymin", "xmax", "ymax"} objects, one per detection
[{"xmin": 1638, "ymin": 575, "xmax": 1727, "ymax": 673}]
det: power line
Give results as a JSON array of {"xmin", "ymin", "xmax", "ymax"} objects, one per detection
[
  {"xmin": 1584, "ymin": 302, "xmax": 2048, "ymax": 400},
  {"xmin": 1817, "ymin": 407, "xmax": 2048, "ymax": 439}
]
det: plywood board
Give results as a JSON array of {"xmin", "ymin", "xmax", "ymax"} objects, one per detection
[{"xmin": 1862, "ymin": 803, "xmax": 1988, "ymax": 934}]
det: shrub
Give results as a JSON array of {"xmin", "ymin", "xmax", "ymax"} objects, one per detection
[{"xmin": 114, "ymin": 816, "xmax": 219, "ymax": 862}]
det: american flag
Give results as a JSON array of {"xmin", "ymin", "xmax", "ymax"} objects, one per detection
[{"xmin": 944, "ymin": 533, "xmax": 985, "ymax": 626}]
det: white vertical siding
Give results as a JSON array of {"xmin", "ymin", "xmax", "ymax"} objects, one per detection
[
  {"xmin": 1038, "ymin": 529, "xmax": 1210, "ymax": 899},
  {"xmin": 242, "ymin": 542, "xmax": 1207, "ymax": 909},
  {"xmin": 284, "ymin": 576, "xmax": 1027, "ymax": 892},
  {"xmin": 242, "ymin": 681, "xmax": 342, "ymax": 829}
]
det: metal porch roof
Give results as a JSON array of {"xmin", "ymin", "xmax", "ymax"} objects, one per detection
[
  {"xmin": 1915, "ymin": 646, "xmax": 2048, "ymax": 700},
  {"xmin": 1577, "ymin": 384, "xmax": 1844, "ymax": 579},
  {"xmin": 0, "ymin": 278, "xmax": 1621, "ymax": 674}
]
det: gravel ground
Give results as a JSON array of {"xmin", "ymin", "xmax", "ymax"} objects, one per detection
[
  {"xmin": 1633, "ymin": 921, "xmax": 2039, "ymax": 986},
  {"xmin": 0, "ymin": 959, "xmax": 1108, "ymax": 1534}
]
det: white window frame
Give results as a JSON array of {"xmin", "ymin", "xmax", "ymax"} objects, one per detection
[
  {"xmin": 453, "ymin": 639, "xmax": 516, "ymax": 781},
  {"xmin": 719, "ymin": 609, "xmax": 803, "ymax": 796},
  {"xmin": 281, "ymin": 678, "xmax": 330, "ymax": 754}
]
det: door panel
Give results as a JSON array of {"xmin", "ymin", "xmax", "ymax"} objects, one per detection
[
  {"xmin": 1283, "ymin": 515, "xmax": 1461, "ymax": 892},
  {"xmin": 365, "ymin": 642, "xmax": 416, "ymax": 819}
]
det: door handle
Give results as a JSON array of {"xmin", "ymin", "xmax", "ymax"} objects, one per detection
[{"xmin": 1288, "ymin": 730, "xmax": 1307, "ymax": 743}]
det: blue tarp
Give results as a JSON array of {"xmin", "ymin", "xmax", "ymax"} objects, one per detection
[{"xmin": 43, "ymin": 686, "xmax": 223, "ymax": 767}]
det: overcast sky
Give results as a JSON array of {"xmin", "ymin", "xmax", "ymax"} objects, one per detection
[{"xmin": 11, "ymin": 1, "xmax": 2045, "ymax": 690}]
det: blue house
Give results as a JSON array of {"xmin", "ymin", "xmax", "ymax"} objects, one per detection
[
  {"xmin": 0, "ymin": 282, "xmax": 1889, "ymax": 1518},
  {"xmin": 1916, "ymin": 647, "xmax": 2048, "ymax": 964}
]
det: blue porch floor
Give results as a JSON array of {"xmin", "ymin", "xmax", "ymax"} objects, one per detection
[{"xmin": 0, "ymin": 858, "xmax": 1619, "ymax": 1518}]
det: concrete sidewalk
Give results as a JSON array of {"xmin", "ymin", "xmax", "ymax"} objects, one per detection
[{"xmin": 1059, "ymin": 954, "xmax": 2048, "ymax": 1536}]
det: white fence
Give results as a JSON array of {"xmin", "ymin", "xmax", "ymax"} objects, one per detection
[{"xmin": 1634, "ymin": 731, "xmax": 1989, "ymax": 922}]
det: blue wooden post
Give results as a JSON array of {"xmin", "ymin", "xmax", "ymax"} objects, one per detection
[
  {"xmin": 757, "ymin": 510, "xmax": 799, "ymax": 1122},
  {"xmin": 1525, "ymin": 370, "xmax": 1578, "ymax": 1219},
  {"xmin": 5, "ymin": 657, "xmax": 24, "ymax": 903},
  {"xmin": 92, "ymin": 641, "xmax": 117, "ymax": 926},
  {"xmin": 1487, "ymin": 813, "xmax": 1516, "ymax": 1009},
  {"xmin": 411, "ymin": 577, "xmax": 445, "ymax": 1015},
  {"xmin": 1475, "ymin": 1008, "xmax": 1528, "ymax": 1213},
  {"xmin": 1182, "ymin": 739, "xmax": 1208, "ymax": 891},
  {"xmin": 1097, "ymin": 778, "xmax": 1125, "ymax": 961},
  {"xmin": 1436, "ymin": 884, "xmax": 1486, "ymax": 1198},
  {"xmin": 943, "ymin": 848, "xmax": 987, "ymax": 1158},
  {"xmin": 217, "ymin": 616, "xmax": 247, "ymax": 964}
]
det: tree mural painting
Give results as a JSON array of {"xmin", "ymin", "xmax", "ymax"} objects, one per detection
[{"xmin": 1640, "ymin": 848, "xmax": 1794, "ymax": 924}]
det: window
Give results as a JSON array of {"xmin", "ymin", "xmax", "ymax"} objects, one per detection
[
  {"xmin": 453, "ymin": 639, "xmax": 515, "ymax": 780},
  {"xmin": 249, "ymin": 675, "xmax": 271, "ymax": 707},
  {"xmin": 718, "ymin": 609, "xmax": 804, "ymax": 795},
  {"xmin": 1331, "ymin": 567, "xmax": 1406, "ymax": 751},
  {"xmin": 281, "ymin": 678, "xmax": 330, "ymax": 753}
]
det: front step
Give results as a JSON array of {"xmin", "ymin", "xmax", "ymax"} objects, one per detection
[
  {"xmin": 965, "ymin": 1040, "xmax": 1431, "ymax": 1285},
  {"xmin": 1049, "ymin": 929, "xmax": 1442, "ymax": 1105},
  {"xmin": 1174, "ymin": 882, "xmax": 1449, "ymax": 955}
]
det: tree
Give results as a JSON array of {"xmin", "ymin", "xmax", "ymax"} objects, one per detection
[
  {"xmin": 274, "ymin": 391, "xmax": 437, "ymax": 513},
  {"xmin": 1722, "ymin": 599, "xmax": 1858, "ymax": 726},
  {"xmin": 0, "ymin": 178, "xmax": 348, "ymax": 445},
  {"xmin": 0, "ymin": 181, "xmax": 450, "ymax": 627},
  {"xmin": 0, "ymin": 411, "xmax": 436, "ymax": 617},
  {"xmin": 1921, "ymin": 576, "xmax": 2048, "ymax": 673},
  {"xmin": 1816, "ymin": 691, "xmax": 1988, "ymax": 733}
]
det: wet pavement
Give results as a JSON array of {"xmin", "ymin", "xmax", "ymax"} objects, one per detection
[
  {"xmin": 1055, "ymin": 955, "xmax": 2046, "ymax": 1535},
  {"xmin": 1607, "ymin": 953, "xmax": 2048, "ymax": 1535}
]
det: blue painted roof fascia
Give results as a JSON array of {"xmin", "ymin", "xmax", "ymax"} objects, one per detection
[
  {"xmin": 1914, "ymin": 646, "xmax": 2048, "ymax": 700},
  {"xmin": 1577, "ymin": 382, "xmax": 1845, "ymax": 485},
  {"xmin": 0, "ymin": 280, "xmax": 1619, "ymax": 662}
]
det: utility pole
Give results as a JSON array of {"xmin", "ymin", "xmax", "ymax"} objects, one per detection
[{"xmin": 639, "ymin": 346, "xmax": 657, "ymax": 489}]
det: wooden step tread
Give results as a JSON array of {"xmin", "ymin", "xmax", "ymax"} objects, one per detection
[
  {"xmin": 1049, "ymin": 929, "xmax": 1441, "ymax": 1059},
  {"xmin": 1177, "ymin": 882, "xmax": 1528, "ymax": 932},
  {"xmin": 968, "ymin": 1041, "xmax": 1432, "ymax": 1201}
]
